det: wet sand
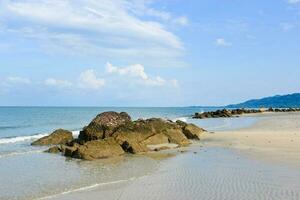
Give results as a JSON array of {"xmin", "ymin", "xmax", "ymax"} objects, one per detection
[{"xmin": 47, "ymin": 112, "xmax": 300, "ymax": 200}]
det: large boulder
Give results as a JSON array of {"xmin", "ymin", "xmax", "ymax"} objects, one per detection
[
  {"xmin": 69, "ymin": 138, "xmax": 124, "ymax": 160},
  {"xmin": 31, "ymin": 129, "xmax": 73, "ymax": 146},
  {"xmin": 182, "ymin": 124, "xmax": 205, "ymax": 140},
  {"xmin": 79, "ymin": 111, "xmax": 131, "ymax": 141}
]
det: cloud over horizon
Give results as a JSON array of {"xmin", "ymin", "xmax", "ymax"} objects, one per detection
[{"xmin": 1, "ymin": 62, "xmax": 178, "ymax": 94}]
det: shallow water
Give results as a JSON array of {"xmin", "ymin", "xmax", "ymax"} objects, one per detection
[
  {"xmin": 0, "ymin": 107, "xmax": 259, "ymax": 200},
  {"xmin": 0, "ymin": 153, "xmax": 159, "ymax": 200},
  {"xmin": 49, "ymin": 146, "xmax": 300, "ymax": 200}
]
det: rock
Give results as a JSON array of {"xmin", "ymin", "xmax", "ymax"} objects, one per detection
[
  {"xmin": 154, "ymin": 146, "xmax": 171, "ymax": 151},
  {"xmin": 79, "ymin": 111, "xmax": 131, "ymax": 142},
  {"xmin": 193, "ymin": 109, "xmax": 233, "ymax": 119},
  {"xmin": 72, "ymin": 138, "xmax": 125, "ymax": 160},
  {"xmin": 120, "ymin": 140, "xmax": 149, "ymax": 154},
  {"xmin": 141, "ymin": 133, "xmax": 169, "ymax": 145},
  {"xmin": 51, "ymin": 112, "xmax": 208, "ymax": 160},
  {"xmin": 176, "ymin": 120, "xmax": 205, "ymax": 140},
  {"xmin": 114, "ymin": 118, "xmax": 189, "ymax": 152},
  {"xmin": 148, "ymin": 143, "xmax": 178, "ymax": 151},
  {"xmin": 64, "ymin": 145, "xmax": 79, "ymax": 157},
  {"xmin": 31, "ymin": 129, "xmax": 73, "ymax": 146},
  {"xmin": 79, "ymin": 122, "xmax": 104, "ymax": 142},
  {"xmin": 183, "ymin": 124, "xmax": 205, "ymax": 140},
  {"xmin": 163, "ymin": 129, "xmax": 190, "ymax": 146},
  {"xmin": 113, "ymin": 120, "xmax": 151, "ymax": 153},
  {"xmin": 192, "ymin": 108, "xmax": 288, "ymax": 119},
  {"xmin": 66, "ymin": 138, "xmax": 85, "ymax": 146},
  {"xmin": 45, "ymin": 146, "xmax": 62, "ymax": 154},
  {"xmin": 176, "ymin": 120, "xmax": 188, "ymax": 128}
]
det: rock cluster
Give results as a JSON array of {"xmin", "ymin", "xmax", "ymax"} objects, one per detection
[
  {"xmin": 193, "ymin": 107, "xmax": 300, "ymax": 119},
  {"xmin": 32, "ymin": 111, "xmax": 205, "ymax": 160},
  {"xmin": 267, "ymin": 107, "xmax": 300, "ymax": 112}
]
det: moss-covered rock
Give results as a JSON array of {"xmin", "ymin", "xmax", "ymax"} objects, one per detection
[
  {"xmin": 43, "ymin": 112, "xmax": 206, "ymax": 160},
  {"xmin": 72, "ymin": 138, "xmax": 124, "ymax": 160},
  {"xmin": 183, "ymin": 124, "xmax": 205, "ymax": 140},
  {"xmin": 163, "ymin": 129, "xmax": 190, "ymax": 146},
  {"xmin": 31, "ymin": 129, "xmax": 73, "ymax": 146}
]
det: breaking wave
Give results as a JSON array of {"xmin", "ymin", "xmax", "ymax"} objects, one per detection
[{"xmin": 0, "ymin": 130, "xmax": 80, "ymax": 145}]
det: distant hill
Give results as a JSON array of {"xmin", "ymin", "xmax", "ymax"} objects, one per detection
[{"xmin": 227, "ymin": 93, "xmax": 300, "ymax": 108}]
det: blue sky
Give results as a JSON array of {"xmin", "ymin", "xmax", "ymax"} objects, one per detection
[{"xmin": 0, "ymin": 0, "xmax": 300, "ymax": 106}]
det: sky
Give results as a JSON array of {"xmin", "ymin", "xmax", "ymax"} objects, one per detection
[{"xmin": 0, "ymin": 0, "xmax": 300, "ymax": 106}]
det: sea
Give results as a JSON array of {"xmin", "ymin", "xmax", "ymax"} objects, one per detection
[{"xmin": 0, "ymin": 107, "xmax": 259, "ymax": 200}]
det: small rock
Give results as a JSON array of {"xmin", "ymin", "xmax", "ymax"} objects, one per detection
[{"xmin": 32, "ymin": 129, "xmax": 73, "ymax": 146}]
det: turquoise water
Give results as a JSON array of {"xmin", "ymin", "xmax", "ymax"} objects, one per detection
[{"xmin": 0, "ymin": 107, "xmax": 258, "ymax": 200}]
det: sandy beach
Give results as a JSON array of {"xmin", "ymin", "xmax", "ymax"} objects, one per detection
[
  {"xmin": 44, "ymin": 112, "xmax": 300, "ymax": 200},
  {"xmin": 204, "ymin": 112, "xmax": 300, "ymax": 168}
]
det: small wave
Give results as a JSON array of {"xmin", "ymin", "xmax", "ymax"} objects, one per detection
[
  {"xmin": 39, "ymin": 177, "xmax": 136, "ymax": 200},
  {"xmin": 72, "ymin": 130, "xmax": 80, "ymax": 137},
  {"xmin": 0, "ymin": 150, "xmax": 44, "ymax": 158},
  {"xmin": 172, "ymin": 117, "xmax": 188, "ymax": 122},
  {"xmin": 0, "ymin": 134, "xmax": 48, "ymax": 145},
  {"xmin": 0, "ymin": 130, "xmax": 80, "ymax": 145},
  {"xmin": 208, "ymin": 119, "xmax": 232, "ymax": 131}
]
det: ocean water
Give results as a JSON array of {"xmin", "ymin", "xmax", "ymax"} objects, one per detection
[{"xmin": 0, "ymin": 107, "xmax": 258, "ymax": 200}]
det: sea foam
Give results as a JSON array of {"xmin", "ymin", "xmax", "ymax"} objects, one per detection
[
  {"xmin": 39, "ymin": 177, "xmax": 136, "ymax": 200},
  {"xmin": 0, "ymin": 130, "xmax": 80, "ymax": 145},
  {"xmin": 172, "ymin": 117, "xmax": 188, "ymax": 122}
]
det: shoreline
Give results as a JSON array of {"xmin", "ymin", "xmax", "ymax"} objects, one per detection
[
  {"xmin": 203, "ymin": 112, "xmax": 300, "ymax": 169},
  {"xmin": 46, "ymin": 145, "xmax": 300, "ymax": 200},
  {"xmin": 3, "ymin": 111, "xmax": 300, "ymax": 200},
  {"xmin": 45, "ymin": 112, "xmax": 300, "ymax": 200}
]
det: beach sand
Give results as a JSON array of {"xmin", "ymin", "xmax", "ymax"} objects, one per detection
[
  {"xmin": 203, "ymin": 112, "xmax": 300, "ymax": 168},
  {"xmin": 47, "ymin": 112, "xmax": 300, "ymax": 200}
]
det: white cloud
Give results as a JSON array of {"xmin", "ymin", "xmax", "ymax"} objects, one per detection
[
  {"xmin": 172, "ymin": 16, "xmax": 189, "ymax": 26},
  {"xmin": 44, "ymin": 78, "xmax": 72, "ymax": 88},
  {"xmin": 280, "ymin": 23, "xmax": 295, "ymax": 31},
  {"xmin": 106, "ymin": 63, "xmax": 148, "ymax": 80},
  {"xmin": 106, "ymin": 62, "xmax": 178, "ymax": 87},
  {"xmin": 214, "ymin": 38, "xmax": 232, "ymax": 47},
  {"xmin": 0, "ymin": 76, "xmax": 31, "ymax": 94},
  {"xmin": 0, "ymin": 0, "xmax": 185, "ymax": 65},
  {"xmin": 288, "ymin": 0, "xmax": 300, "ymax": 4},
  {"xmin": 6, "ymin": 76, "xmax": 31, "ymax": 85},
  {"xmin": 79, "ymin": 69, "xmax": 105, "ymax": 90},
  {"xmin": 123, "ymin": 1, "xmax": 188, "ymax": 26}
]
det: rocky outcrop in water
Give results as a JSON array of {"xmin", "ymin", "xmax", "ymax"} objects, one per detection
[
  {"xmin": 33, "ymin": 111, "xmax": 206, "ymax": 160},
  {"xmin": 193, "ymin": 108, "xmax": 300, "ymax": 119},
  {"xmin": 268, "ymin": 107, "xmax": 300, "ymax": 112},
  {"xmin": 31, "ymin": 129, "xmax": 73, "ymax": 146},
  {"xmin": 193, "ymin": 109, "xmax": 233, "ymax": 119}
]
